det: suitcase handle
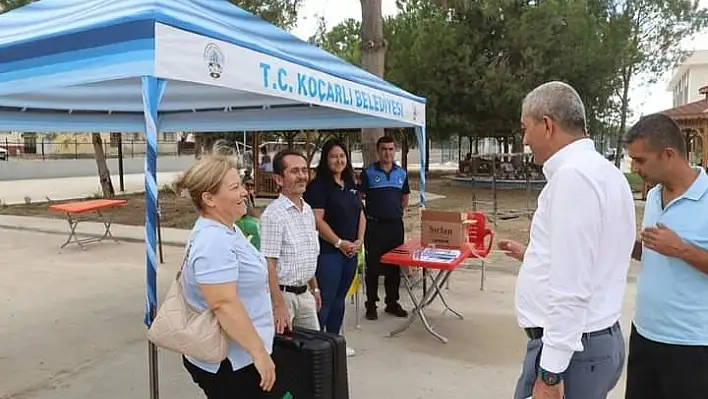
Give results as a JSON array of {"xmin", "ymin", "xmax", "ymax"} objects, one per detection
[{"xmin": 275, "ymin": 332, "xmax": 304, "ymax": 350}]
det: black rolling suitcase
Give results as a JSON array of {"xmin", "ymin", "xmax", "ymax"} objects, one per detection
[{"xmin": 271, "ymin": 327, "xmax": 349, "ymax": 399}]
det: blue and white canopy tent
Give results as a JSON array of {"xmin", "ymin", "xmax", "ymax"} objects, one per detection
[{"xmin": 0, "ymin": 0, "xmax": 427, "ymax": 396}]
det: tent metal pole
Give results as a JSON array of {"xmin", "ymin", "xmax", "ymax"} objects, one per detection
[
  {"xmin": 148, "ymin": 316, "xmax": 159, "ymax": 399},
  {"xmin": 118, "ymin": 133, "xmax": 125, "ymax": 192},
  {"xmin": 141, "ymin": 76, "xmax": 167, "ymax": 399}
]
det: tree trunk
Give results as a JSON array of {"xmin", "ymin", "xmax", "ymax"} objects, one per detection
[
  {"xmin": 614, "ymin": 65, "xmax": 632, "ymax": 169},
  {"xmin": 91, "ymin": 133, "xmax": 115, "ymax": 198},
  {"xmin": 305, "ymin": 130, "xmax": 316, "ymax": 170},
  {"xmin": 360, "ymin": 0, "xmax": 386, "ymax": 167},
  {"xmin": 400, "ymin": 129, "xmax": 408, "ymax": 171},
  {"xmin": 425, "ymin": 134, "xmax": 430, "ymax": 173}
]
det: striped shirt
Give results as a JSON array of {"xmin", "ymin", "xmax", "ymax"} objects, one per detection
[{"xmin": 260, "ymin": 194, "xmax": 319, "ymax": 286}]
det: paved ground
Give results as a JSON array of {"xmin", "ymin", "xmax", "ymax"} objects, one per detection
[
  {"xmin": 0, "ymin": 154, "xmax": 455, "ymax": 206},
  {"xmin": 0, "ymin": 220, "xmax": 637, "ymax": 399},
  {"xmin": 0, "ymin": 149, "xmax": 458, "ymax": 181},
  {"xmin": 0, "ymin": 156, "xmax": 192, "ymax": 181},
  {"xmin": 0, "ymin": 174, "xmax": 438, "ymax": 206},
  {"xmin": 0, "ymin": 172, "xmax": 184, "ymax": 206}
]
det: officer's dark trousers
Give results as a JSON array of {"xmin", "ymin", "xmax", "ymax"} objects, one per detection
[{"xmin": 364, "ymin": 217, "xmax": 404, "ymax": 308}]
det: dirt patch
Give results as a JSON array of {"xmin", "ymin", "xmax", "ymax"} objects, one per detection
[
  {"xmin": 0, "ymin": 172, "xmax": 644, "ymax": 244},
  {"xmin": 0, "ymin": 191, "xmax": 201, "ymax": 230}
]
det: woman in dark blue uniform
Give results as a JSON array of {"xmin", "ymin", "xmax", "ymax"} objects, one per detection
[{"xmin": 304, "ymin": 139, "xmax": 365, "ymax": 343}]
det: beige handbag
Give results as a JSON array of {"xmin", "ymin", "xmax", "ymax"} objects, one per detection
[{"xmin": 146, "ymin": 239, "xmax": 229, "ymax": 363}]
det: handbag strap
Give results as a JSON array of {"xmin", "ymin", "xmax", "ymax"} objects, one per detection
[{"xmin": 177, "ymin": 235, "xmax": 195, "ymax": 283}]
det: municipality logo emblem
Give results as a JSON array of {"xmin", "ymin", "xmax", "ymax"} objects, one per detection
[{"xmin": 203, "ymin": 43, "xmax": 224, "ymax": 79}]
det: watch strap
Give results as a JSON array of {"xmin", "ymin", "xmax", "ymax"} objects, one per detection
[{"xmin": 538, "ymin": 368, "xmax": 563, "ymax": 386}]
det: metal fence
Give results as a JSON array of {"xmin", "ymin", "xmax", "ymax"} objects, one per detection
[
  {"xmin": 0, "ymin": 133, "xmax": 474, "ymax": 165},
  {"xmin": 0, "ymin": 137, "xmax": 190, "ymax": 160},
  {"xmin": 455, "ymin": 152, "xmax": 545, "ymax": 227}
]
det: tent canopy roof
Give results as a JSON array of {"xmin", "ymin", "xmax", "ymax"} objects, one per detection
[{"xmin": 0, "ymin": 0, "xmax": 426, "ymax": 132}]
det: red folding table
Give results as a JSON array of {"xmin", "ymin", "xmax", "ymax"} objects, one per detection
[
  {"xmin": 49, "ymin": 199, "xmax": 127, "ymax": 249},
  {"xmin": 381, "ymin": 241, "xmax": 473, "ymax": 343}
]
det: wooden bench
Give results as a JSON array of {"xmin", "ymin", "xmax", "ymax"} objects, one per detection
[{"xmin": 49, "ymin": 199, "xmax": 127, "ymax": 249}]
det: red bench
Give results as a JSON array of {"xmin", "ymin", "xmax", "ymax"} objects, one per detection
[{"xmin": 49, "ymin": 199, "xmax": 127, "ymax": 249}]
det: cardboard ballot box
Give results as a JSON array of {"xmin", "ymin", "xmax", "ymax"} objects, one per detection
[{"xmin": 421, "ymin": 210, "xmax": 469, "ymax": 248}]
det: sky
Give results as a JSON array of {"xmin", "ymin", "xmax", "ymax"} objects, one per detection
[{"xmin": 291, "ymin": 0, "xmax": 708, "ymax": 123}]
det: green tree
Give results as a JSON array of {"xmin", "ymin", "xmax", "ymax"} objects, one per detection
[
  {"xmin": 359, "ymin": 0, "xmax": 389, "ymax": 166},
  {"xmin": 319, "ymin": 0, "xmax": 634, "ymax": 152},
  {"xmin": 0, "ymin": 0, "xmax": 31, "ymax": 11},
  {"xmin": 612, "ymin": 0, "xmax": 708, "ymax": 166},
  {"xmin": 310, "ymin": 17, "xmax": 362, "ymax": 65},
  {"xmin": 230, "ymin": 0, "xmax": 303, "ymax": 30}
]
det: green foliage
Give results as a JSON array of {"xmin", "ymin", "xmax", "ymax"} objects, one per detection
[
  {"xmin": 610, "ymin": 0, "xmax": 708, "ymax": 162},
  {"xmin": 624, "ymin": 172, "xmax": 644, "ymax": 187},
  {"xmin": 312, "ymin": 0, "xmax": 707, "ymax": 147},
  {"xmin": 0, "ymin": 0, "xmax": 31, "ymax": 12},
  {"xmin": 619, "ymin": 0, "xmax": 708, "ymax": 85},
  {"xmin": 309, "ymin": 17, "xmax": 362, "ymax": 65},
  {"xmin": 234, "ymin": 0, "xmax": 303, "ymax": 30}
]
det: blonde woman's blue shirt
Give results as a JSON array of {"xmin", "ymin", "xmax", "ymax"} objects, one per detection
[
  {"xmin": 634, "ymin": 168, "xmax": 708, "ymax": 345},
  {"xmin": 182, "ymin": 217, "xmax": 274, "ymax": 373}
]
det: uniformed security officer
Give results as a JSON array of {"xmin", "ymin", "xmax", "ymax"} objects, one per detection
[{"xmin": 360, "ymin": 135, "xmax": 409, "ymax": 320}]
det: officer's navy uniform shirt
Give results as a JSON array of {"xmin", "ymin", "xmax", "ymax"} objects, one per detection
[
  {"xmin": 304, "ymin": 176, "xmax": 363, "ymax": 253},
  {"xmin": 360, "ymin": 162, "xmax": 410, "ymax": 220}
]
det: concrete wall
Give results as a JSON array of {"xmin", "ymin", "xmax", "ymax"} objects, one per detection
[
  {"xmin": 669, "ymin": 50, "xmax": 708, "ymax": 107},
  {"xmin": 687, "ymin": 66, "xmax": 708, "ymax": 103}
]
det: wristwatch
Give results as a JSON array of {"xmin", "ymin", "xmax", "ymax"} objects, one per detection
[
  {"xmin": 538, "ymin": 368, "xmax": 563, "ymax": 386},
  {"xmin": 334, "ymin": 238, "xmax": 342, "ymax": 249}
]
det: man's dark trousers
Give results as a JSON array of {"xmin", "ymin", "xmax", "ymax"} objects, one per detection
[
  {"xmin": 364, "ymin": 217, "xmax": 404, "ymax": 308},
  {"xmin": 625, "ymin": 324, "xmax": 708, "ymax": 399}
]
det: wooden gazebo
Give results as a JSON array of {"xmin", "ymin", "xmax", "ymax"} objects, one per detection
[{"xmin": 661, "ymin": 85, "xmax": 708, "ymax": 169}]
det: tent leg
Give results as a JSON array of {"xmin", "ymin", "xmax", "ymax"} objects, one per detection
[
  {"xmin": 157, "ymin": 207, "xmax": 164, "ymax": 264},
  {"xmin": 141, "ymin": 76, "xmax": 167, "ymax": 399},
  {"xmin": 148, "ymin": 324, "xmax": 159, "ymax": 399},
  {"xmin": 414, "ymin": 126, "xmax": 427, "ymax": 207}
]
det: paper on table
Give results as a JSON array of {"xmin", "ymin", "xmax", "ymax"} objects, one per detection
[{"xmin": 415, "ymin": 248, "xmax": 462, "ymax": 264}]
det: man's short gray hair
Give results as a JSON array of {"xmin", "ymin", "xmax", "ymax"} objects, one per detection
[{"xmin": 522, "ymin": 81, "xmax": 587, "ymax": 135}]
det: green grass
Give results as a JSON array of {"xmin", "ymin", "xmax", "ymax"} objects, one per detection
[{"xmin": 624, "ymin": 172, "xmax": 644, "ymax": 187}]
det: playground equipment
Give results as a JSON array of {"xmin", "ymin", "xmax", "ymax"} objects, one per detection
[{"xmin": 454, "ymin": 152, "xmax": 545, "ymax": 227}]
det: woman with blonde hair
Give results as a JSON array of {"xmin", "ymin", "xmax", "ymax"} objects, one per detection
[{"xmin": 174, "ymin": 155, "xmax": 276, "ymax": 398}]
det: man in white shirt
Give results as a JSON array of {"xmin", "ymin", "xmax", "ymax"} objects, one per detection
[
  {"xmin": 260, "ymin": 150, "xmax": 321, "ymax": 333},
  {"xmin": 499, "ymin": 81, "xmax": 636, "ymax": 399}
]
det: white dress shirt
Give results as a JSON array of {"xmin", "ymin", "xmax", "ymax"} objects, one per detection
[{"xmin": 515, "ymin": 138, "xmax": 636, "ymax": 373}]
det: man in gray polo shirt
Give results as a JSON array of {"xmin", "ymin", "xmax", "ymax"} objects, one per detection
[{"xmin": 260, "ymin": 149, "xmax": 321, "ymax": 333}]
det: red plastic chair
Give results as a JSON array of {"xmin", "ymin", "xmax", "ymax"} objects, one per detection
[{"xmin": 465, "ymin": 211, "xmax": 495, "ymax": 290}]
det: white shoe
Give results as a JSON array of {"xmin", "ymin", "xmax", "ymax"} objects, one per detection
[{"xmin": 346, "ymin": 346, "xmax": 356, "ymax": 357}]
